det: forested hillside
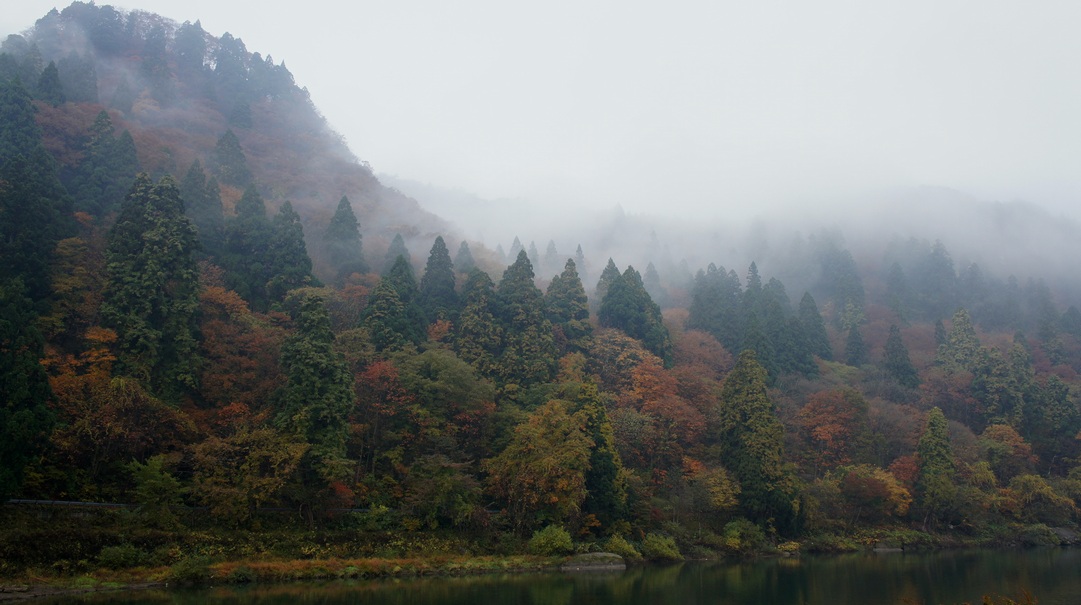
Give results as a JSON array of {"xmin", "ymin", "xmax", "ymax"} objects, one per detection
[{"xmin": 3, "ymin": 2, "xmax": 1081, "ymax": 572}]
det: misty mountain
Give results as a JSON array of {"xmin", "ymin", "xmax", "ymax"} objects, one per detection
[{"xmin": 0, "ymin": 2, "xmax": 449, "ymax": 278}]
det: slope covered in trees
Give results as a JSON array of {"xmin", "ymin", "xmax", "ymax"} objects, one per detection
[{"xmin": 4, "ymin": 2, "xmax": 1081, "ymax": 573}]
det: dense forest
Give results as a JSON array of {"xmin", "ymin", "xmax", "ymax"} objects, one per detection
[{"xmin": 3, "ymin": 2, "xmax": 1081, "ymax": 572}]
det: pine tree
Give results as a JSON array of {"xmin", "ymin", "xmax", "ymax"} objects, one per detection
[
  {"xmin": 70, "ymin": 110, "xmax": 139, "ymax": 217},
  {"xmin": 102, "ymin": 174, "xmax": 201, "ymax": 398},
  {"xmin": 714, "ymin": 350, "xmax": 797, "ymax": 531},
  {"xmin": 0, "ymin": 78, "xmax": 72, "ymax": 301},
  {"xmin": 798, "ymin": 292, "xmax": 832, "ymax": 360},
  {"xmin": 381, "ymin": 255, "xmax": 425, "ymax": 344},
  {"xmin": 938, "ymin": 308, "xmax": 980, "ymax": 371},
  {"xmin": 222, "ymin": 185, "xmax": 273, "ymax": 310},
  {"xmin": 495, "ymin": 251, "xmax": 556, "ymax": 385},
  {"xmin": 845, "ymin": 323, "xmax": 868, "ymax": 367},
  {"xmin": 418, "ymin": 236, "xmax": 459, "ymax": 324},
  {"xmin": 454, "ymin": 240, "xmax": 475, "ymax": 273},
  {"xmin": 279, "ymin": 292, "xmax": 354, "ymax": 505},
  {"xmin": 643, "ymin": 262, "xmax": 666, "ymax": 308},
  {"xmin": 266, "ymin": 201, "xmax": 316, "ymax": 301},
  {"xmin": 543, "ymin": 240, "xmax": 559, "ymax": 276},
  {"xmin": 382, "ymin": 233, "xmax": 411, "ymax": 275},
  {"xmin": 545, "ymin": 258, "xmax": 592, "ymax": 354},
  {"xmin": 210, "ymin": 129, "xmax": 252, "ymax": 188},
  {"xmin": 599, "ymin": 265, "xmax": 673, "ymax": 365},
  {"xmin": 883, "ymin": 324, "xmax": 919, "ymax": 388},
  {"xmin": 527, "ymin": 241, "xmax": 540, "ymax": 268},
  {"xmin": 35, "ymin": 60, "xmax": 64, "ymax": 106},
  {"xmin": 0, "ymin": 279, "xmax": 54, "ymax": 501},
  {"xmin": 454, "ymin": 269, "xmax": 503, "ymax": 377},
  {"xmin": 915, "ymin": 407, "xmax": 956, "ymax": 528},
  {"xmin": 577, "ymin": 382, "xmax": 627, "ymax": 529},
  {"xmin": 324, "ymin": 195, "xmax": 368, "ymax": 279},
  {"xmin": 593, "ymin": 258, "xmax": 621, "ymax": 312},
  {"xmin": 361, "ymin": 280, "xmax": 410, "ymax": 352},
  {"xmin": 179, "ymin": 160, "xmax": 223, "ymax": 254},
  {"xmin": 57, "ymin": 52, "xmax": 98, "ymax": 103}
]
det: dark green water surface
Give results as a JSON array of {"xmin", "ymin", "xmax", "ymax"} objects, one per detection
[{"xmin": 45, "ymin": 548, "xmax": 1081, "ymax": 605}]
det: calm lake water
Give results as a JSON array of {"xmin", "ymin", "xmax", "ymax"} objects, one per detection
[{"xmin": 45, "ymin": 548, "xmax": 1081, "ymax": 605}]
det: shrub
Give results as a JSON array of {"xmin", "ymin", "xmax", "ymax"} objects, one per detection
[
  {"xmin": 604, "ymin": 534, "xmax": 642, "ymax": 561},
  {"xmin": 640, "ymin": 533, "xmax": 682, "ymax": 561},
  {"xmin": 528, "ymin": 525, "xmax": 574, "ymax": 556},
  {"xmin": 722, "ymin": 519, "xmax": 766, "ymax": 556},
  {"xmin": 166, "ymin": 555, "xmax": 213, "ymax": 586},
  {"xmin": 97, "ymin": 544, "xmax": 149, "ymax": 569}
]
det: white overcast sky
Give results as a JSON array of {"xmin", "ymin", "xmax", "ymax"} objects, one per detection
[{"xmin": 5, "ymin": 1, "xmax": 1081, "ymax": 220}]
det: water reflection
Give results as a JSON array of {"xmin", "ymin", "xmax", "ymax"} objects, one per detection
[{"xmin": 47, "ymin": 549, "xmax": 1081, "ymax": 605}]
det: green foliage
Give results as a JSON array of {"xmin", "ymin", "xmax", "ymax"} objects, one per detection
[
  {"xmin": 484, "ymin": 399, "xmax": 593, "ymax": 531},
  {"xmin": 179, "ymin": 160, "xmax": 223, "ymax": 253},
  {"xmin": 0, "ymin": 77, "xmax": 72, "ymax": 301},
  {"xmin": 102, "ymin": 173, "xmax": 201, "ymax": 398},
  {"xmin": 97, "ymin": 543, "xmax": 150, "ymax": 569},
  {"xmin": 598, "ymin": 265, "xmax": 672, "ymax": 365},
  {"xmin": 68, "ymin": 110, "xmax": 139, "ymax": 217},
  {"xmin": 324, "ymin": 195, "xmax": 368, "ymax": 279},
  {"xmin": 382, "ymin": 233, "xmax": 411, "ymax": 275},
  {"xmin": 915, "ymin": 407, "xmax": 957, "ymax": 527},
  {"xmin": 210, "ymin": 129, "xmax": 252, "ymax": 187},
  {"xmin": 604, "ymin": 534, "xmax": 642, "ymax": 560},
  {"xmin": 528, "ymin": 525, "xmax": 574, "ymax": 556},
  {"xmin": 545, "ymin": 258, "xmax": 593, "ymax": 354},
  {"xmin": 266, "ymin": 201, "xmax": 317, "ymax": 301},
  {"xmin": 640, "ymin": 533, "xmax": 682, "ymax": 561},
  {"xmin": 128, "ymin": 455, "xmax": 185, "ymax": 529},
  {"xmin": 167, "ymin": 555, "xmax": 213, "ymax": 586},
  {"xmin": 495, "ymin": 251, "xmax": 556, "ymax": 385},
  {"xmin": 714, "ymin": 350, "xmax": 798, "ymax": 532},
  {"xmin": 883, "ymin": 324, "xmax": 919, "ymax": 388},
  {"xmin": 844, "ymin": 323, "xmax": 868, "ymax": 366},
  {"xmin": 35, "ymin": 60, "xmax": 64, "ymax": 105},
  {"xmin": 0, "ymin": 279, "xmax": 53, "ymax": 501},
  {"xmin": 418, "ymin": 235, "xmax": 459, "ymax": 324},
  {"xmin": 721, "ymin": 518, "xmax": 767, "ymax": 555}
]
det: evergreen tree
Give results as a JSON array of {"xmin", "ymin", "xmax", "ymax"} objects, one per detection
[
  {"xmin": 102, "ymin": 174, "xmax": 201, "ymax": 398},
  {"xmin": 543, "ymin": 240, "xmax": 559, "ymax": 276},
  {"xmin": 174, "ymin": 20, "xmax": 208, "ymax": 74},
  {"xmin": 418, "ymin": 236, "xmax": 459, "ymax": 323},
  {"xmin": 643, "ymin": 262, "xmax": 666, "ymax": 308},
  {"xmin": 141, "ymin": 25, "xmax": 173, "ymax": 103},
  {"xmin": 361, "ymin": 280, "xmax": 410, "ymax": 352},
  {"xmin": 938, "ymin": 308, "xmax": 980, "ymax": 371},
  {"xmin": 454, "ymin": 269, "xmax": 503, "ymax": 377},
  {"xmin": 798, "ymin": 292, "xmax": 832, "ymax": 360},
  {"xmin": 527, "ymin": 241, "xmax": 540, "ymax": 268},
  {"xmin": 576, "ymin": 382, "xmax": 628, "ymax": 529},
  {"xmin": 324, "ymin": 195, "xmax": 368, "ymax": 279},
  {"xmin": 507, "ymin": 236, "xmax": 523, "ymax": 260},
  {"xmin": 574, "ymin": 244, "xmax": 588, "ymax": 284},
  {"xmin": 883, "ymin": 324, "xmax": 919, "ymax": 388},
  {"xmin": 382, "ymin": 255, "xmax": 425, "ymax": 343},
  {"xmin": 916, "ymin": 240, "xmax": 959, "ymax": 320},
  {"xmin": 210, "ymin": 129, "xmax": 252, "ymax": 188},
  {"xmin": 57, "ymin": 52, "xmax": 98, "ymax": 103},
  {"xmin": 279, "ymin": 292, "xmax": 354, "ymax": 504},
  {"xmin": 0, "ymin": 78, "xmax": 72, "ymax": 301},
  {"xmin": 222, "ymin": 185, "xmax": 272, "ymax": 310},
  {"xmin": 714, "ymin": 350, "xmax": 797, "ymax": 532},
  {"xmin": 915, "ymin": 407, "xmax": 956, "ymax": 528},
  {"xmin": 382, "ymin": 233, "xmax": 411, "ymax": 275},
  {"xmin": 545, "ymin": 258, "xmax": 592, "ymax": 354},
  {"xmin": 885, "ymin": 262, "xmax": 911, "ymax": 322},
  {"xmin": 0, "ymin": 279, "xmax": 53, "ymax": 501},
  {"xmin": 844, "ymin": 323, "xmax": 868, "ymax": 367},
  {"xmin": 179, "ymin": 160, "xmax": 223, "ymax": 253},
  {"xmin": 593, "ymin": 258, "xmax": 621, "ymax": 311},
  {"xmin": 599, "ymin": 265, "xmax": 673, "ymax": 365},
  {"xmin": 495, "ymin": 251, "xmax": 556, "ymax": 385},
  {"xmin": 69, "ymin": 110, "xmax": 139, "ymax": 217},
  {"xmin": 454, "ymin": 240, "xmax": 475, "ymax": 273},
  {"xmin": 266, "ymin": 201, "xmax": 316, "ymax": 301},
  {"xmin": 35, "ymin": 60, "xmax": 64, "ymax": 105}
]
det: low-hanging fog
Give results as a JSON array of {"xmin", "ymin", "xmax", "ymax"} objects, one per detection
[{"xmin": 7, "ymin": 1, "xmax": 1081, "ymax": 299}]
